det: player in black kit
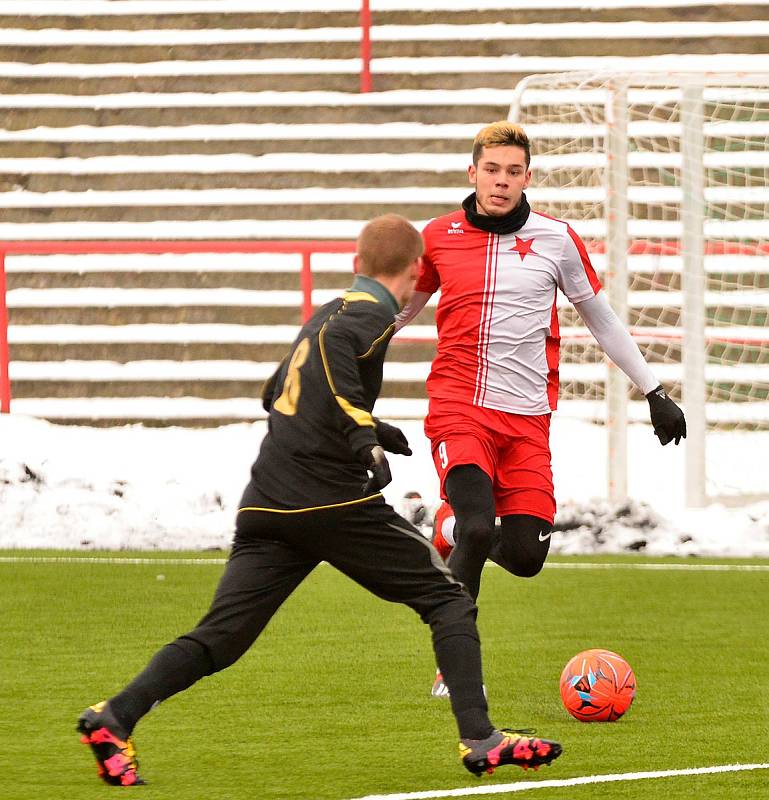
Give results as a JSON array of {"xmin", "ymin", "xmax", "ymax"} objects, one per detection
[{"xmin": 77, "ymin": 214, "xmax": 562, "ymax": 786}]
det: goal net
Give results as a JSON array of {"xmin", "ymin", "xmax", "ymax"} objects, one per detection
[{"xmin": 509, "ymin": 71, "xmax": 769, "ymax": 506}]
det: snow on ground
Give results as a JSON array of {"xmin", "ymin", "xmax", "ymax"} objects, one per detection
[{"xmin": 1, "ymin": 413, "xmax": 768, "ymax": 557}]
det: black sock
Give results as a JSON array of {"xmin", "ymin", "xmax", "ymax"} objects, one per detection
[
  {"xmin": 108, "ymin": 637, "xmax": 214, "ymax": 734},
  {"xmin": 435, "ymin": 633, "xmax": 494, "ymax": 741}
]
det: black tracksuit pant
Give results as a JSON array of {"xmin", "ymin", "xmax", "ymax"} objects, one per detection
[{"xmin": 108, "ymin": 493, "xmax": 492, "ymax": 740}]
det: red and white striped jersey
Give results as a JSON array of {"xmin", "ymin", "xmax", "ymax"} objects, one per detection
[{"xmin": 417, "ymin": 208, "xmax": 602, "ymax": 415}]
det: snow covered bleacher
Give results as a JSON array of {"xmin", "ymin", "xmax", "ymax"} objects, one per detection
[{"xmin": 2, "ymin": 0, "xmax": 769, "ymax": 424}]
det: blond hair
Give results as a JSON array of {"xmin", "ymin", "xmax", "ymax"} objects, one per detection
[
  {"xmin": 356, "ymin": 214, "xmax": 423, "ymax": 278},
  {"xmin": 472, "ymin": 121, "xmax": 531, "ymax": 167}
]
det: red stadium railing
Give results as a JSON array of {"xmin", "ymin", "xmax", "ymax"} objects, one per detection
[
  {"xmin": 0, "ymin": 239, "xmax": 358, "ymax": 414},
  {"xmin": 0, "ymin": 250, "xmax": 9, "ymax": 414},
  {"xmin": 359, "ymin": 0, "xmax": 372, "ymax": 93}
]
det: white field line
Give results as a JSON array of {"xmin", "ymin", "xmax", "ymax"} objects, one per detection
[
  {"xmin": 2, "ymin": 557, "xmax": 768, "ymax": 572},
  {"xmin": 348, "ymin": 763, "xmax": 769, "ymax": 800},
  {"xmin": 542, "ymin": 561, "xmax": 769, "ymax": 572}
]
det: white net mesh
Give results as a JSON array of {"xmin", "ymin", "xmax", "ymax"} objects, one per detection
[{"xmin": 510, "ymin": 72, "xmax": 769, "ymax": 500}]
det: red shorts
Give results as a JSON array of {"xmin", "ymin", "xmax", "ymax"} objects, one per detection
[{"xmin": 424, "ymin": 399, "xmax": 555, "ymax": 523}]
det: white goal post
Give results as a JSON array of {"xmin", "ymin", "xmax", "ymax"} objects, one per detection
[{"xmin": 509, "ymin": 71, "xmax": 769, "ymax": 507}]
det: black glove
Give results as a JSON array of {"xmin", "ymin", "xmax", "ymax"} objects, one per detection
[
  {"xmin": 646, "ymin": 385, "xmax": 687, "ymax": 446},
  {"xmin": 359, "ymin": 444, "xmax": 392, "ymax": 495},
  {"xmin": 375, "ymin": 419, "xmax": 412, "ymax": 456}
]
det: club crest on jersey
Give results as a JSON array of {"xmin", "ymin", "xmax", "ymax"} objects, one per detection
[
  {"xmin": 447, "ymin": 221, "xmax": 464, "ymax": 235},
  {"xmin": 508, "ymin": 236, "xmax": 537, "ymax": 260}
]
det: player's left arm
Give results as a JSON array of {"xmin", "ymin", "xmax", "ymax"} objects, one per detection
[
  {"xmin": 574, "ymin": 292, "xmax": 686, "ymax": 446},
  {"xmin": 560, "ymin": 225, "xmax": 686, "ymax": 446}
]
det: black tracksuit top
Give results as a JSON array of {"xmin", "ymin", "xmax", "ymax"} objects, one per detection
[{"xmin": 248, "ymin": 275, "xmax": 399, "ymax": 511}]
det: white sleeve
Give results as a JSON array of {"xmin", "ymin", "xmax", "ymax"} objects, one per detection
[
  {"xmin": 394, "ymin": 290, "xmax": 432, "ymax": 332},
  {"xmin": 573, "ymin": 292, "xmax": 659, "ymax": 395}
]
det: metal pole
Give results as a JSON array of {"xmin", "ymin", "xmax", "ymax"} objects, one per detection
[
  {"xmin": 0, "ymin": 250, "xmax": 11, "ymax": 413},
  {"xmin": 681, "ymin": 83, "xmax": 707, "ymax": 507},
  {"xmin": 359, "ymin": 0, "xmax": 372, "ymax": 93},
  {"xmin": 300, "ymin": 251, "xmax": 313, "ymax": 322},
  {"xmin": 605, "ymin": 77, "xmax": 629, "ymax": 503}
]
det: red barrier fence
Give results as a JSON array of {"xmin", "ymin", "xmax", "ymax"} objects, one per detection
[
  {"xmin": 0, "ymin": 250, "xmax": 9, "ymax": 414},
  {"xmin": 0, "ymin": 239, "xmax": 357, "ymax": 414}
]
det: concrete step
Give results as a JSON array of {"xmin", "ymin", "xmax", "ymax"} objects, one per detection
[
  {"xmin": 7, "ymin": 305, "xmax": 303, "ymax": 326},
  {"xmin": 0, "ymin": 218, "xmax": 385, "ymax": 238},
  {"xmin": 6, "ymin": 160, "xmax": 758, "ymax": 193},
  {"xmin": 0, "ymin": 137, "xmax": 472, "ymax": 158},
  {"xmin": 7, "ymin": 305, "xmax": 438, "ymax": 324},
  {"xmin": 0, "ymin": 104, "xmax": 504, "ymax": 129},
  {"xmin": 5, "ymin": 321, "xmax": 439, "ymax": 360},
  {"xmin": 3, "ymin": 51, "xmax": 768, "ymax": 99},
  {"xmin": 0, "ymin": 201, "xmax": 461, "ymax": 223},
  {"xmin": 5, "ymin": 270, "xmax": 350, "ymax": 290},
  {"xmin": 1, "ymin": 169, "xmax": 467, "ymax": 193},
  {"xmin": 0, "ymin": 74, "xmax": 362, "ymax": 94},
  {"xmin": 4, "ymin": 395, "xmax": 430, "ymax": 427},
  {"xmin": 8, "ymin": 357, "xmax": 433, "ymax": 399},
  {"xmin": 3, "ymin": 30, "xmax": 766, "ymax": 63},
  {"xmin": 1, "ymin": 4, "xmax": 765, "ymax": 30},
  {"xmin": 8, "ymin": 338, "xmax": 438, "ymax": 363}
]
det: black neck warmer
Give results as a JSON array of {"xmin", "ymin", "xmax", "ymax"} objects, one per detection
[{"xmin": 462, "ymin": 191, "xmax": 531, "ymax": 234}]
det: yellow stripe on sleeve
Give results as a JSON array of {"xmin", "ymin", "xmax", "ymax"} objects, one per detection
[{"xmin": 319, "ymin": 321, "xmax": 376, "ymax": 429}]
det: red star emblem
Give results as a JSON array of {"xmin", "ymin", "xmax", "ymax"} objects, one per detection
[{"xmin": 509, "ymin": 236, "xmax": 537, "ymax": 261}]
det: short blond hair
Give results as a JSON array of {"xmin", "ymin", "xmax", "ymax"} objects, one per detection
[
  {"xmin": 356, "ymin": 214, "xmax": 423, "ymax": 278},
  {"xmin": 472, "ymin": 121, "xmax": 531, "ymax": 168}
]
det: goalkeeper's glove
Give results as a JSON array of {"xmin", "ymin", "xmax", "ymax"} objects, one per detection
[
  {"xmin": 358, "ymin": 444, "xmax": 392, "ymax": 495},
  {"xmin": 646, "ymin": 385, "xmax": 687, "ymax": 446},
  {"xmin": 375, "ymin": 419, "xmax": 412, "ymax": 456}
]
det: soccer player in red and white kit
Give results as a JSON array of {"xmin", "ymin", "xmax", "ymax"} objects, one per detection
[{"xmin": 395, "ymin": 121, "xmax": 686, "ymax": 697}]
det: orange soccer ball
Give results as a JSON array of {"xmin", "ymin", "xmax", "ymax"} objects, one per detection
[{"xmin": 559, "ymin": 648, "xmax": 636, "ymax": 722}]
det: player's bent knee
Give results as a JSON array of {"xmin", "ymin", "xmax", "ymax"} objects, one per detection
[
  {"xmin": 456, "ymin": 517, "xmax": 495, "ymax": 549},
  {"xmin": 495, "ymin": 515, "xmax": 552, "ymax": 578},
  {"xmin": 509, "ymin": 556, "xmax": 546, "ymax": 579}
]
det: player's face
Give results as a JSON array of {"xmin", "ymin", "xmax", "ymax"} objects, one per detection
[{"xmin": 468, "ymin": 145, "xmax": 531, "ymax": 217}]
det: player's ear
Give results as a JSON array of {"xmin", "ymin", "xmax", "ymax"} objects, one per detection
[
  {"xmin": 523, "ymin": 169, "xmax": 532, "ymax": 189},
  {"xmin": 468, "ymin": 163, "xmax": 477, "ymax": 185}
]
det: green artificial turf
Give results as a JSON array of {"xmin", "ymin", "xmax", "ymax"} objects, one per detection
[{"xmin": 1, "ymin": 552, "xmax": 767, "ymax": 799}]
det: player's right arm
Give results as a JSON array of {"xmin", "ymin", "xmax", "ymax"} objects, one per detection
[
  {"xmin": 394, "ymin": 240, "xmax": 439, "ymax": 331},
  {"xmin": 394, "ymin": 290, "xmax": 432, "ymax": 331}
]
